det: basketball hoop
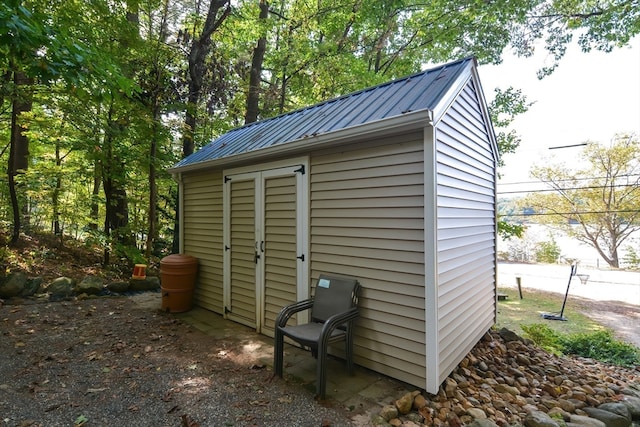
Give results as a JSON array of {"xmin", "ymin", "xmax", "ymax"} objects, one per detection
[{"xmin": 576, "ymin": 274, "xmax": 589, "ymax": 285}]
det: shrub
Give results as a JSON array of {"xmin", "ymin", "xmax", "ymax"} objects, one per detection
[
  {"xmin": 521, "ymin": 323, "xmax": 563, "ymax": 355},
  {"xmin": 535, "ymin": 238, "xmax": 561, "ymax": 264},
  {"xmin": 560, "ymin": 330, "xmax": 640, "ymax": 367},
  {"xmin": 522, "ymin": 323, "xmax": 640, "ymax": 367}
]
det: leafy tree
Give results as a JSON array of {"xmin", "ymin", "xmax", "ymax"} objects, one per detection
[{"xmin": 525, "ymin": 133, "xmax": 640, "ymax": 268}]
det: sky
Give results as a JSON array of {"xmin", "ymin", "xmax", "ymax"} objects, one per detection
[{"xmin": 477, "ymin": 36, "xmax": 640, "ymax": 196}]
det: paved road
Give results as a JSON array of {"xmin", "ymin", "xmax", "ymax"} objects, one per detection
[{"xmin": 498, "ymin": 262, "xmax": 640, "ymax": 306}]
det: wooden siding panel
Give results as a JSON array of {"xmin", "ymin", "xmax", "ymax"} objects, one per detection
[
  {"xmin": 310, "ymin": 136, "xmax": 427, "ymax": 388},
  {"xmin": 182, "ymin": 170, "xmax": 224, "ymax": 314},
  {"xmin": 435, "ymin": 78, "xmax": 497, "ymax": 386},
  {"xmin": 263, "ymin": 175, "xmax": 298, "ymax": 337},
  {"xmin": 229, "ymin": 179, "xmax": 256, "ymax": 327}
]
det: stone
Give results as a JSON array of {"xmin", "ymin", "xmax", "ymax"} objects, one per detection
[
  {"xmin": 45, "ymin": 277, "xmax": 75, "ymax": 297},
  {"xmin": 379, "ymin": 404, "xmax": 398, "ymax": 421},
  {"xmin": 524, "ymin": 410, "xmax": 561, "ymax": 427},
  {"xmin": 618, "ymin": 395, "xmax": 640, "ymax": 419},
  {"xmin": 370, "ymin": 414, "xmax": 392, "ymax": 426},
  {"xmin": 129, "ymin": 276, "xmax": 160, "ymax": 291},
  {"xmin": 496, "ymin": 383, "xmax": 521, "ymax": 396},
  {"xmin": 548, "ymin": 407, "xmax": 571, "ymax": 421},
  {"xmin": 21, "ymin": 277, "xmax": 42, "ymax": 296},
  {"xmin": 444, "ymin": 377, "xmax": 458, "ymax": 398},
  {"xmin": 412, "ymin": 394, "xmax": 427, "ymax": 410},
  {"xmin": 468, "ymin": 418, "xmax": 500, "ymax": 427},
  {"xmin": 0, "ymin": 272, "xmax": 28, "ymax": 298},
  {"xmin": 395, "ymin": 392, "xmax": 413, "ymax": 415},
  {"xmin": 499, "ymin": 328, "xmax": 522, "ymax": 342},
  {"xmin": 467, "ymin": 408, "xmax": 487, "ymax": 419},
  {"xmin": 76, "ymin": 275, "xmax": 104, "ymax": 295},
  {"xmin": 569, "ymin": 414, "xmax": 607, "ymax": 427},
  {"xmin": 107, "ymin": 281, "xmax": 130, "ymax": 293},
  {"xmin": 598, "ymin": 402, "xmax": 631, "ymax": 421},
  {"xmin": 582, "ymin": 407, "xmax": 631, "ymax": 427}
]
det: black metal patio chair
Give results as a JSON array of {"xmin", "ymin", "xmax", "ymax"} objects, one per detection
[{"xmin": 274, "ymin": 274, "xmax": 360, "ymax": 399}]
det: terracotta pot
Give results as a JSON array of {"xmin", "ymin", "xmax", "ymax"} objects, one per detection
[{"xmin": 160, "ymin": 254, "xmax": 198, "ymax": 313}]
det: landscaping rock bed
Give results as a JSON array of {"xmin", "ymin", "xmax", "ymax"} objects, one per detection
[{"xmin": 370, "ymin": 328, "xmax": 640, "ymax": 427}]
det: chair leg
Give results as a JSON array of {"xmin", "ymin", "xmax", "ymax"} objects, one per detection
[
  {"xmin": 274, "ymin": 329, "xmax": 284, "ymax": 377},
  {"xmin": 346, "ymin": 328, "xmax": 354, "ymax": 374},
  {"xmin": 317, "ymin": 341, "xmax": 327, "ymax": 399}
]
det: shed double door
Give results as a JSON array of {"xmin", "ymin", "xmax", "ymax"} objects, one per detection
[{"xmin": 223, "ymin": 163, "xmax": 308, "ymax": 336}]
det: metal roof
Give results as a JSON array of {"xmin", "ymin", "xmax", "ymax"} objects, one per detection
[{"xmin": 173, "ymin": 57, "xmax": 475, "ymax": 170}]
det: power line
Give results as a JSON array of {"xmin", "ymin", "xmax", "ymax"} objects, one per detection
[
  {"xmin": 499, "ymin": 173, "xmax": 640, "ymax": 187},
  {"xmin": 501, "ymin": 209, "xmax": 640, "ymax": 217},
  {"xmin": 498, "ymin": 182, "xmax": 640, "ymax": 195}
]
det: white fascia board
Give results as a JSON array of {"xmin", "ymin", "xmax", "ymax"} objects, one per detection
[{"xmin": 168, "ymin": 109, "xmax": 433, "ymax": 175}]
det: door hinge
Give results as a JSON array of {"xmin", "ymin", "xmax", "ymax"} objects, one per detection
[
  {"xmin": 224, "ymin": 306, "xmax": 231, "ymax": 314},
  {"xmin": 296, "ymin": 254, "xmax": 305, "ymax": 261},
  {"xmin": 224, "ymin": 175, "xmax": 231, "ymax": 183},
  {"xmin": 294, "ymin": 165, "xmax": 305, "ymax": 175},
  {"xmin": 225, "ymin": 245, "xmax": 230, "ymax": 251}
]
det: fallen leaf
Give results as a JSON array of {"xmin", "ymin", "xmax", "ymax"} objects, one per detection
[
  {"xmin": 128, "ymin": 404, "xmax": 139, "ymax": 412},
  {"xmin": 277, "ymin": 396, "xmax": 292, "ymax": 404},
  {"xmin": 86, "ymin": 388, "xmax": 107, "ymax": 393}
]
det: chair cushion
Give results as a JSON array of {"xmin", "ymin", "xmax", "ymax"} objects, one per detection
[{"xmin": 280, "ymin": 323, "xmax": 346, "ymax": 347}]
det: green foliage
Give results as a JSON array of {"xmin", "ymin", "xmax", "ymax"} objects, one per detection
[
  {"xmin": 521, "ymin": 323, "xmax": 564, "ymax": 355},
  {"xmin": 522, "ymin": 323, "xmax": 640, "ymax": 367},
  {"xmin": 622, "ymin": 246, "xmax": 640, "ymax": 270},
  {"xmin": 561, "ymin": 330, "xmax": 640, "ymax": 367},
  {"xmin": 535, "ymin": 237, "xmax": 561, "ymax": 263},
  {"xmin": 525, "ymin": 133, "xmax": 640, "ymax": 268}
]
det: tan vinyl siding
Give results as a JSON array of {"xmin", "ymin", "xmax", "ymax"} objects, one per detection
[
  {"xmin": 263, "ymin": 175, "xmax": 298, "ymax": 337},
  {"xmin": 435, "ymin": 79, "xmax": 497, "ymax": 384},
  {"xmin": 182, "ymin": 170, "xmax": 224, "ymax": 313},
  {"xmin": 228, "ymin": 179, "xmax": 257, "ymax": 327},
  {"xmin": 310, "ymin": 134, "xmax": 427, "ymax": 388}
]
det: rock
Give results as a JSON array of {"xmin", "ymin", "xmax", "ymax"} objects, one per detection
[
  {"xmin": 412, "ymin": 394, "xmax": 427, "ymax": 410},
  {"xmin": 45, "ymin": 277, "xmax": 75, "ymax": 297},
  {"xmin": 107, "ymin": 281, "xmax": 130, "ymax": 293},
  {"xmin": 524, "ymin": 410, "xmax": 561, "ymax": 427},
  {"xmin": 21, "ymin": 277, "xmax": 42, "ymax": 296},
  {"xmin": 548, "ymin": 407, "xmax": 571, "ymax": 421},
  {"xmin": 467, "ymin": 408, "xmax": 487, "ymax": 419},
  {"xmin": 395, "ymin": 392, "xmax": 414, "ymax": 415},
  {"xmin": 129, "ymin": 276, "xmax": 160, "ymax": 291},
  {"xmin": 0, "ymin": 272, "xmax": 28, "ymax": 298},
  {"xmin": 370, "ymin": 414, "xmax": 392, "ymax": 426},
  {"xmin": 496, "ymin": 383, "xmax": 521, "ymax": 396},
  {"xmin": 444, "ymin": 377, "xmax": 458, "ymax": 397},
  {"xmin": 499, "ymin": 328, "xmax": 522, "ymax": 342},
  {"xmin": 582, "ymin": 407, "xmax": 631, "ymax": 427},
  {"xmin": 618, "ymin": 394, "xmax": 640, "ymax": 419},
  {"xmin": 76, "ymin": 275, "xmax": 104, "ymax": 295},
  {"xmin": 569, "ymin": 414, "xmax": 606, "ymax": 427},
  {"xmin": 468, "ymin": 418, "xmax": 500, "ymax": 427},
  {"xmin": 598, "ymin": 403, "xmax": 631, "ymax": 421},
  {"xmin": 379, "ymin": 404, "xmax": 398, "ymax": 421}
]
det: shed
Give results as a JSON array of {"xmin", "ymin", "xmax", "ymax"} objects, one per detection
[{"xmin": 169, "ymin": 57, "xmax": 498, "ymax": 394}]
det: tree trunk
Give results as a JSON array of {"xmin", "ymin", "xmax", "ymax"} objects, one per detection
[
  {"xmin": 146, "ymin": 102, "xmax": 159, "ymax": 258},
  {"xmin": 53, "ymin": 141, "xmax": 62, "ymax": 237},
  {"xmin": 8, "ymin": 71, "xmax": 33, "ymax": 245},
  {"xmin": 174, "ymin": 0, "xmax": 231, "ymax": 253},
  {"xmin": 245, "ymin": 1, "xmax": 269, "ymax": 124}
]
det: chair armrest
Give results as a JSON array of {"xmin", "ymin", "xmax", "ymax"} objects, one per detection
[
  {"xmin": 275, "ymin": 298, "xmax": 314, "ymax": 327},
  {"xmin": 320, "ymin": 307, "xmax": 359, "ymax": 338}
]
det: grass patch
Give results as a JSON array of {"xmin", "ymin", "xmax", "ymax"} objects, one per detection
[
  {"xmin": 496, "ymin": 287, "xmax": 603, "ymax": 337},
  {"xmin": 497, "ymin": 287, "xmax": 640, "ymax": 367}
]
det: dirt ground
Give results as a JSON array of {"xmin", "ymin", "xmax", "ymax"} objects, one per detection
[
  {"xmin": 571, "ymin": 295, "xmax": 640, "ymax": 348},
  {"xmin": 0, "ymin": 295, "xmax": 353, "ymax": 427},
  {"xmin": 1, "ymin": 292, "xmax": 640, "ymax": 427}
]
